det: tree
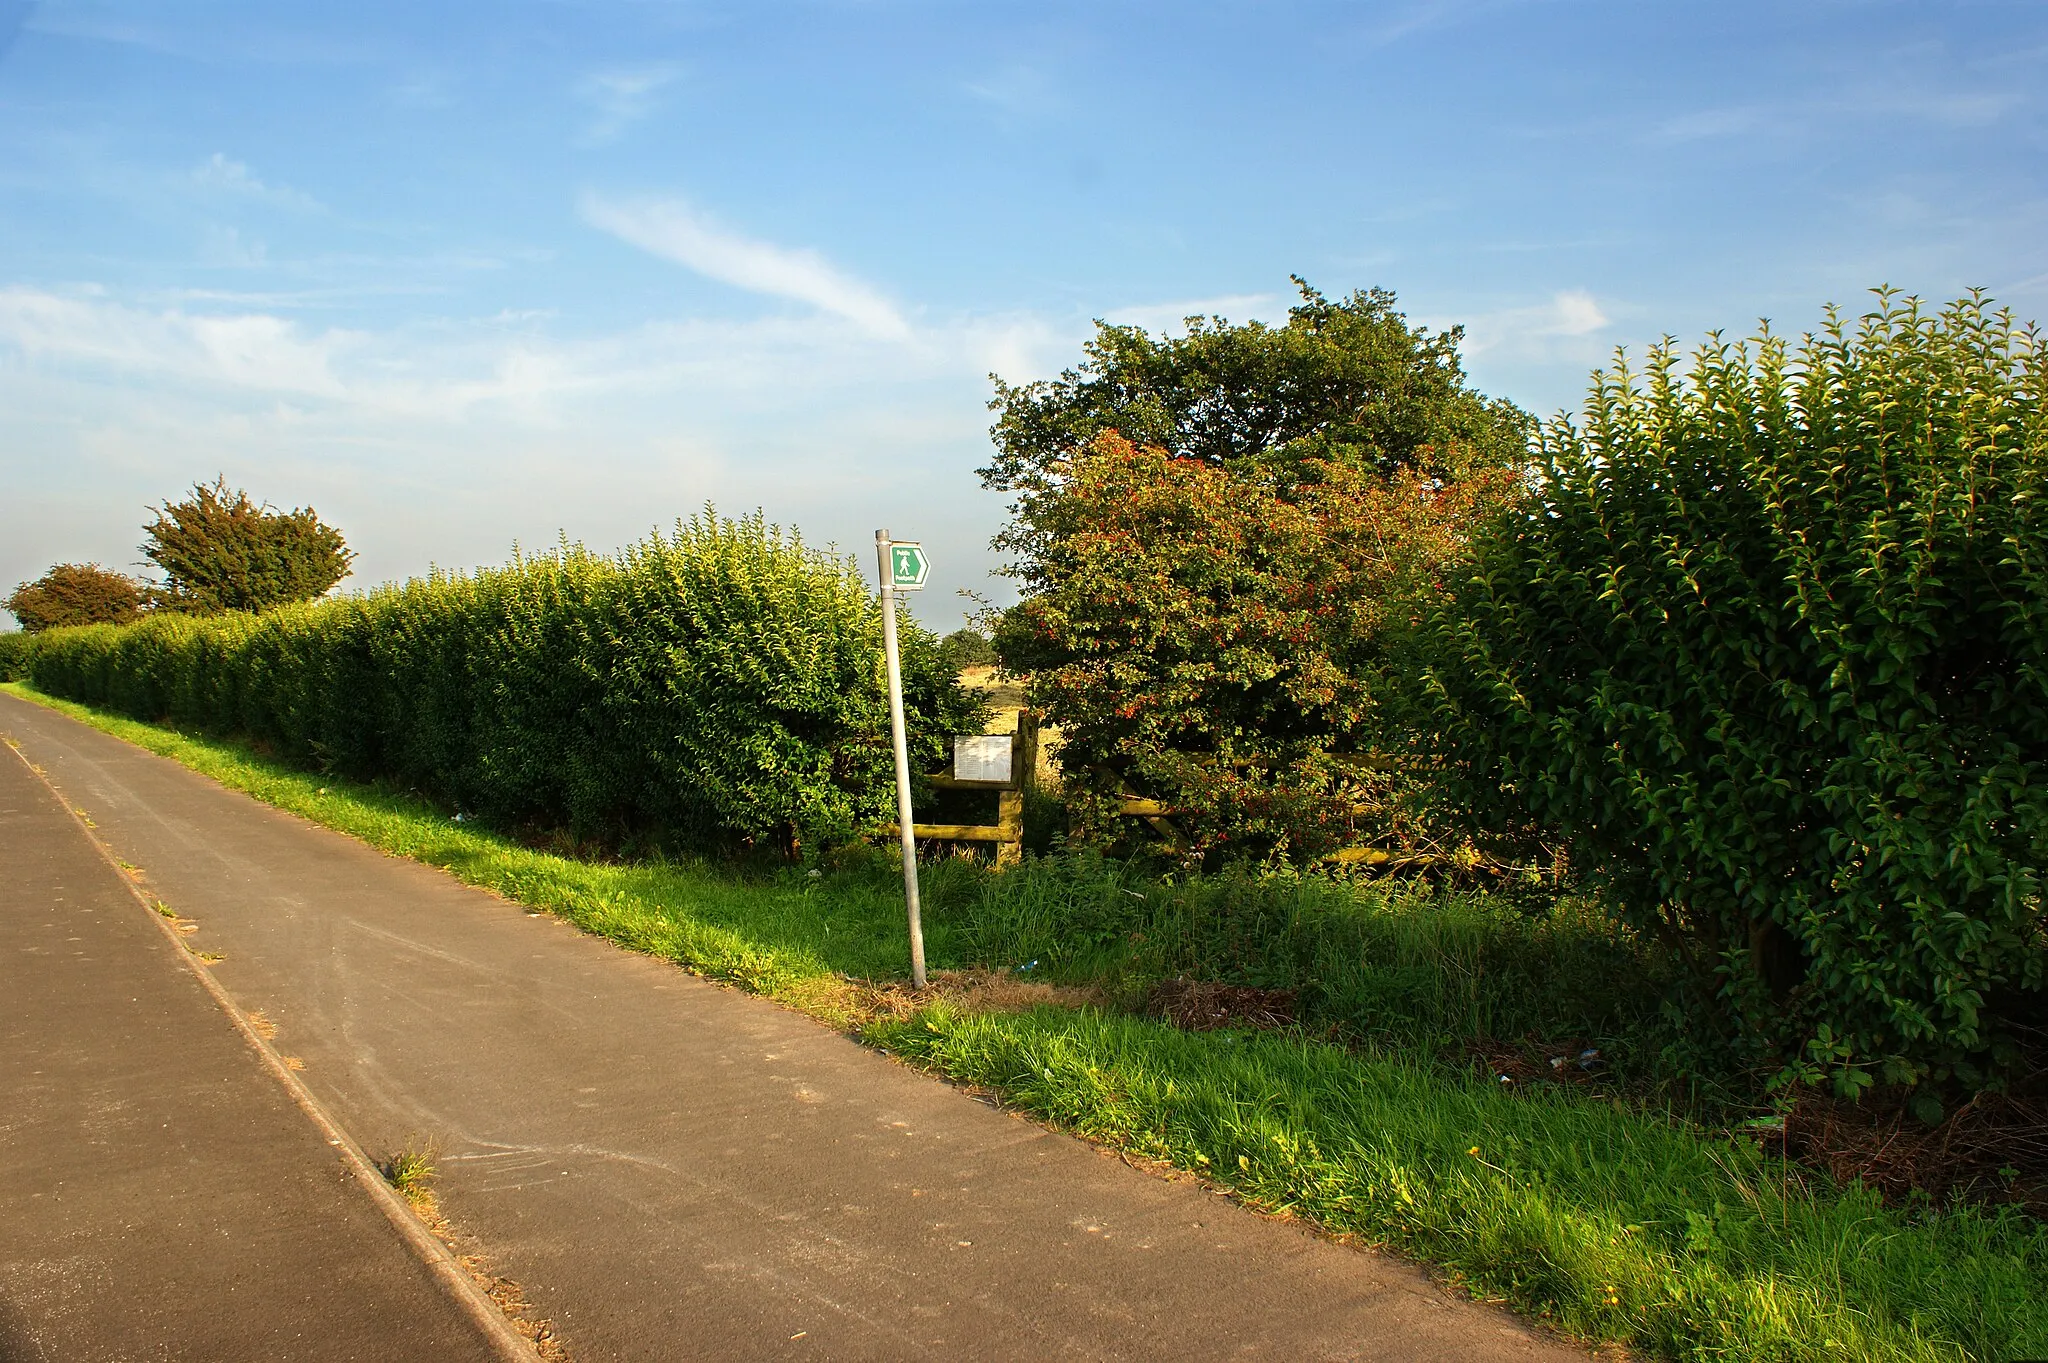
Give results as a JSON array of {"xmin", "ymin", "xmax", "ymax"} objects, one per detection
[
  {"xmin": 983, "ymin": 279, "xmax": 1529, "ymax": 512},
  {"xmin": 983, "ymin": 282, "xmax": 1531, "ymax": 860},
  {"xmin": 142, "ymin": 477, "xmax": 354, "ymax": 614},
  {"xmin": 995, "ymin": 433, "xmax": 1516, "ymax": 860},
  {"xmin": 1428, "ymin": 292, "xmax": 2048, "ymax": 1098},
  {"xmin": 938, "ymin": 628, "xmax": 998, "ymax": 672},
  {"xmin": 5, "ymin": 563, "xmax": 145, "ymax": 632}
]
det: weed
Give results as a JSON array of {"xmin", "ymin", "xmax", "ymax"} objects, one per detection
[{"xmin": 380, "ymin": 1146, "xmax": 440, "ymax": 1213}]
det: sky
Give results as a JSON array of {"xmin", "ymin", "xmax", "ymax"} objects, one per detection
[{"xmin": 1, "ymin": 0, "xmax": 2044, "ymax": 628}]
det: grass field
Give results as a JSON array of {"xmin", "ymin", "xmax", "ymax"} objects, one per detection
[{"xmin": 7, "ymin": 679, "xmax": 2045, "ymax": 1363}]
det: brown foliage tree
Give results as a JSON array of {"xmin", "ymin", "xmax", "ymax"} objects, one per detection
[
  {"xmin": 5, "ymin": 563, "xmax": 144, "ymax": 632},
  {"xmin": 142, "ymin": 477, "xmax": 354, "ymax": 614}
]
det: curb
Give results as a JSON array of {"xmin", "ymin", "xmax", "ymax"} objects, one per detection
[{"xmin": 6, "ymin": 738, "xmax": 545, "ymax": 1363}]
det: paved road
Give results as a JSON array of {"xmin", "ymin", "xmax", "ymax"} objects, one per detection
[
  {"xmin": 0, "ymin": 690, "xmax": 1580, "ymax": 1363},
  {"xmin": 0, "ymin": 725, "xmax": 514, "ymax": 1362}
]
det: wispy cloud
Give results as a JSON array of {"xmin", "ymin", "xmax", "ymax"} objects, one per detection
[
  {"xmin": 575, "ymin": 65, "xmax": 683, "ymax": 143},
  {"xmin": 0, "ymin": 286, "xmax": 352, "ymax": 397},
  {"xmin": 193, "ymin": 153, "xmax": 323, "ymax": 212},
  {"xmin": 1648, "ymin": 85, "xmax": 2029, "ymax": 146},
  {"xmin": 1346, "ymin": 0, "xmax": 1500, "ymax": 51},
  {"xmin": 1457, "ymin": 289, "xmax": 1612, "ymax": 357},
  {"xmin": 580, "ymin": 192, "xmax": 910, "ymax": 339}
]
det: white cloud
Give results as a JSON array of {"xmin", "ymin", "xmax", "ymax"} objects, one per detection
[
  {"xmin": 1455, "ymin": 289, "xmax": 1612, "ymax": 358},
  {"xmin": 962, "ymin": 63, "xmax": 1059, "ymax": 120},
  {"xmin": 580, "ymin": 193, "xmax": 911, "ymax": 340},
  {"xmin": 1547, "ymin": 289, "xmax": 1608, "ymax": 336},
  {"xmin": 193, "ymin": 153, "xmax": 322, "ymax": 211},
  {"xmin": 0, "ymin": 286, "xmax": 351, "ymax": 397},
  {"xmin": 575, "ymin": 65, "xmax": 683, "ymax": 143}
]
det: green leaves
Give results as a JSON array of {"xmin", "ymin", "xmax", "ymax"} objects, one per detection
[
  {"xmin": 1432, "ymin": 290, "xmax": 2048, "ymax": 1095},
  {"xmin": 985, "ymin": 284, "xmax": 1531, "ymax": 864},
  {"xmin": 10, "ymin": 510, "xmax": 982, "ymax": 856}
]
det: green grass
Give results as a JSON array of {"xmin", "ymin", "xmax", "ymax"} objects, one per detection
[{"xmin": 8, "ymin": 679, "xmax": 2045, "ymax": 1362}]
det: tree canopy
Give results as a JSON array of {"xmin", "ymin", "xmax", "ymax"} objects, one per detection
[
  {"xmin": 5, "ymin": 563, "xmax": 145, "ymax": 632},
  {"xmin": 142, "ymin": 477, "xmax": 354, "ymax": 614},
  {"xmin": 982, "ymin": 278, "xmax": 1530, "ymax": 502}
]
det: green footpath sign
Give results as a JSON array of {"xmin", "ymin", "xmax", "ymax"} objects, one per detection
[{"xmin": 889, "ymin": 542, "xmax": 929, "ymax": 591}]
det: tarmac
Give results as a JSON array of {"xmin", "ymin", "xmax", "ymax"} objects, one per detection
[{"xmin": 0, "ymin": 688, "xmax": 1582, "ymax": 1363}]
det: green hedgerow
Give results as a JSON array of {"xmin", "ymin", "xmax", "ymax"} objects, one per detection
[
  {"xmin": 1429, "ymin": 290, "xmax": 2048, "ymax": 1099},
  {"xmin": 10, "ymin": 510, "xmax": 981, "ymax": 854}
]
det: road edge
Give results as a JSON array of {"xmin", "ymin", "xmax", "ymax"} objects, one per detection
[{"xmin": 3, "ymin": 736, "xmax": 545, "ymax": 1363}]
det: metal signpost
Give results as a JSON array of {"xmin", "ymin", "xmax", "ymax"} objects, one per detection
[{"xmin": 875, "ymin": 531, "xmax": 929, "ymax": 989}]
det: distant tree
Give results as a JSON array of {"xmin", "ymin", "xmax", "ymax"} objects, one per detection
[
  {"xmin": 938, "ymin": 628, "xmax": 998, "ymax": 672},
  {"xmin": 5, "ymin": 563, "xmax": 146, "ymax": 632},
  {"xmin": 142, "ymin": 477, "xmax": 354, "ymax": 614}
]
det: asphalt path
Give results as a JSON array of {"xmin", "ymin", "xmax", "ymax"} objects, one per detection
[
  {"xmin": 0, "ymin": 690, "xmax": 1580, "ymax": 1363},
  {"xmin": 0, "ymin": 718, "xmax": 515, "ymax": 1362}
]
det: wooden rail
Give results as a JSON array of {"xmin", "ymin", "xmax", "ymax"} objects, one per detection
[{"xmin": 881, "ymin": 718, "xmax": 1035, "ymax": 867}]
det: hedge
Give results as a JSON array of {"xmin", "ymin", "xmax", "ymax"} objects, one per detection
[
  {"xmin": 2, "ymin": 511, "xmax": 980, "ymax": 855},
  {"xmin": 1429, "ymin": 291, "xmax": 2048, "ymax": 1100}
]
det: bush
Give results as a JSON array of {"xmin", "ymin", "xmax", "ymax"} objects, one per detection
[
  {"xmin": 994, "ymin": 432, "xmax": 1518, "ymax": 861},
  {"xmin": 6, "ymin": 563, "xmax": 145, "ymax": 632},
  {"xmin": 1430, "ymin": 291, "xmax": 2048, "ymax": 1099},
  {"xmin": 984, "ymin": 284, "xmax": 1530, "ymax": 864},
  {"xmin": 10, "ymin": 512, "xmax": 980, "ymax": 854},
  {"xmin": 0, "ymin": 629, "xmax": 31, "ymax": 679},
  {"xmin": 937, "ymin": 628, "xmax": 997, "ymax": 672}
]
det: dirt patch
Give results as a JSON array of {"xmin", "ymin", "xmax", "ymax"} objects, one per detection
[
  {"xmin": 1775, "ymin": 1084, "xmax": 2048, "ymax": 1213},
  {"xmin": 1145, "ymin": 979, "xmax": 1297, "ymax": 1032},
  {"xmin": 1464, "ymin": 1038, "xmax": 1608, "ymax": 1090},
  {"xmin": 845, "ymin": 968, "xmax": 1103, "ymax": 1027}
]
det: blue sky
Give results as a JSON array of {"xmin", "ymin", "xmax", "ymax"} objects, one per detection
[{"xmin": 2, "ymin": 0, "xmax": 2044, "ymax": 627}]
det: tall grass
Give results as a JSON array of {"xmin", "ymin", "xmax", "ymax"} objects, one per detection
[
  {"xmin": 948, "ymin": 851, "xmax": 1715, "ymax": 1095},
  {"xmin": 874, "ymin": 1006, "xmax": 2048, "ymax": 1362}
]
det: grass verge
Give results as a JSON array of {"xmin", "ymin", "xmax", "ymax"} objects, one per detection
[{"xmin": 7, "ymin": 680, "xmax": 2045, "ymax": 1362}]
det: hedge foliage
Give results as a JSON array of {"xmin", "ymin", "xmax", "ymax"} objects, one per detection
[
  {"xmin": 3, "ymin": 512, "xmax": 979, "ymax": 854},
  {"xmin": 1430, "ymin": 292, "xmax": 2048, "ymax": 1097}
]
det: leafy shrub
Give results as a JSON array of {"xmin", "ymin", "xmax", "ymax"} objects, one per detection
[
  {"xmin": 983, "ymin": 284, "xmax": 1530, "ymax": 863},
  {"xmin": 1430, "ymin": 292, "xmax": 2048, "ymax": 1098},
  {"xmin": 12, "ymin": 512, "xmax": 979, "ymax": 854},
  {"xmin": 994, "ymin": 432, "xmax": 1518, "ymax": 861},
  {"xmin": 937, "ymin": 628, "xmax": 997, "ymax": 672}
]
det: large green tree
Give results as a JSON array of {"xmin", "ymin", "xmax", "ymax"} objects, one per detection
[
  {"xmin": 5, "ymin": 563, "xmax": 144, "ymax": 632},
  {"xmin": 984, "ymin": 281, "xmax": 1531, "ymax": 861},
  {"xmin": 142, "ymin": 477, "xmax": 354, "ymax": 614}
]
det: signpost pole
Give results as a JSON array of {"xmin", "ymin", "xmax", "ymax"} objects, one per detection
[{"xmin": 875, "ymin": 530, "xmax": 927, "ymax": 989}]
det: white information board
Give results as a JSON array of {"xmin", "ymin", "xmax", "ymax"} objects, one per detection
[{"xmin": 953, "ymin": 734, "xmax": 1014, "ymax": 784}]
